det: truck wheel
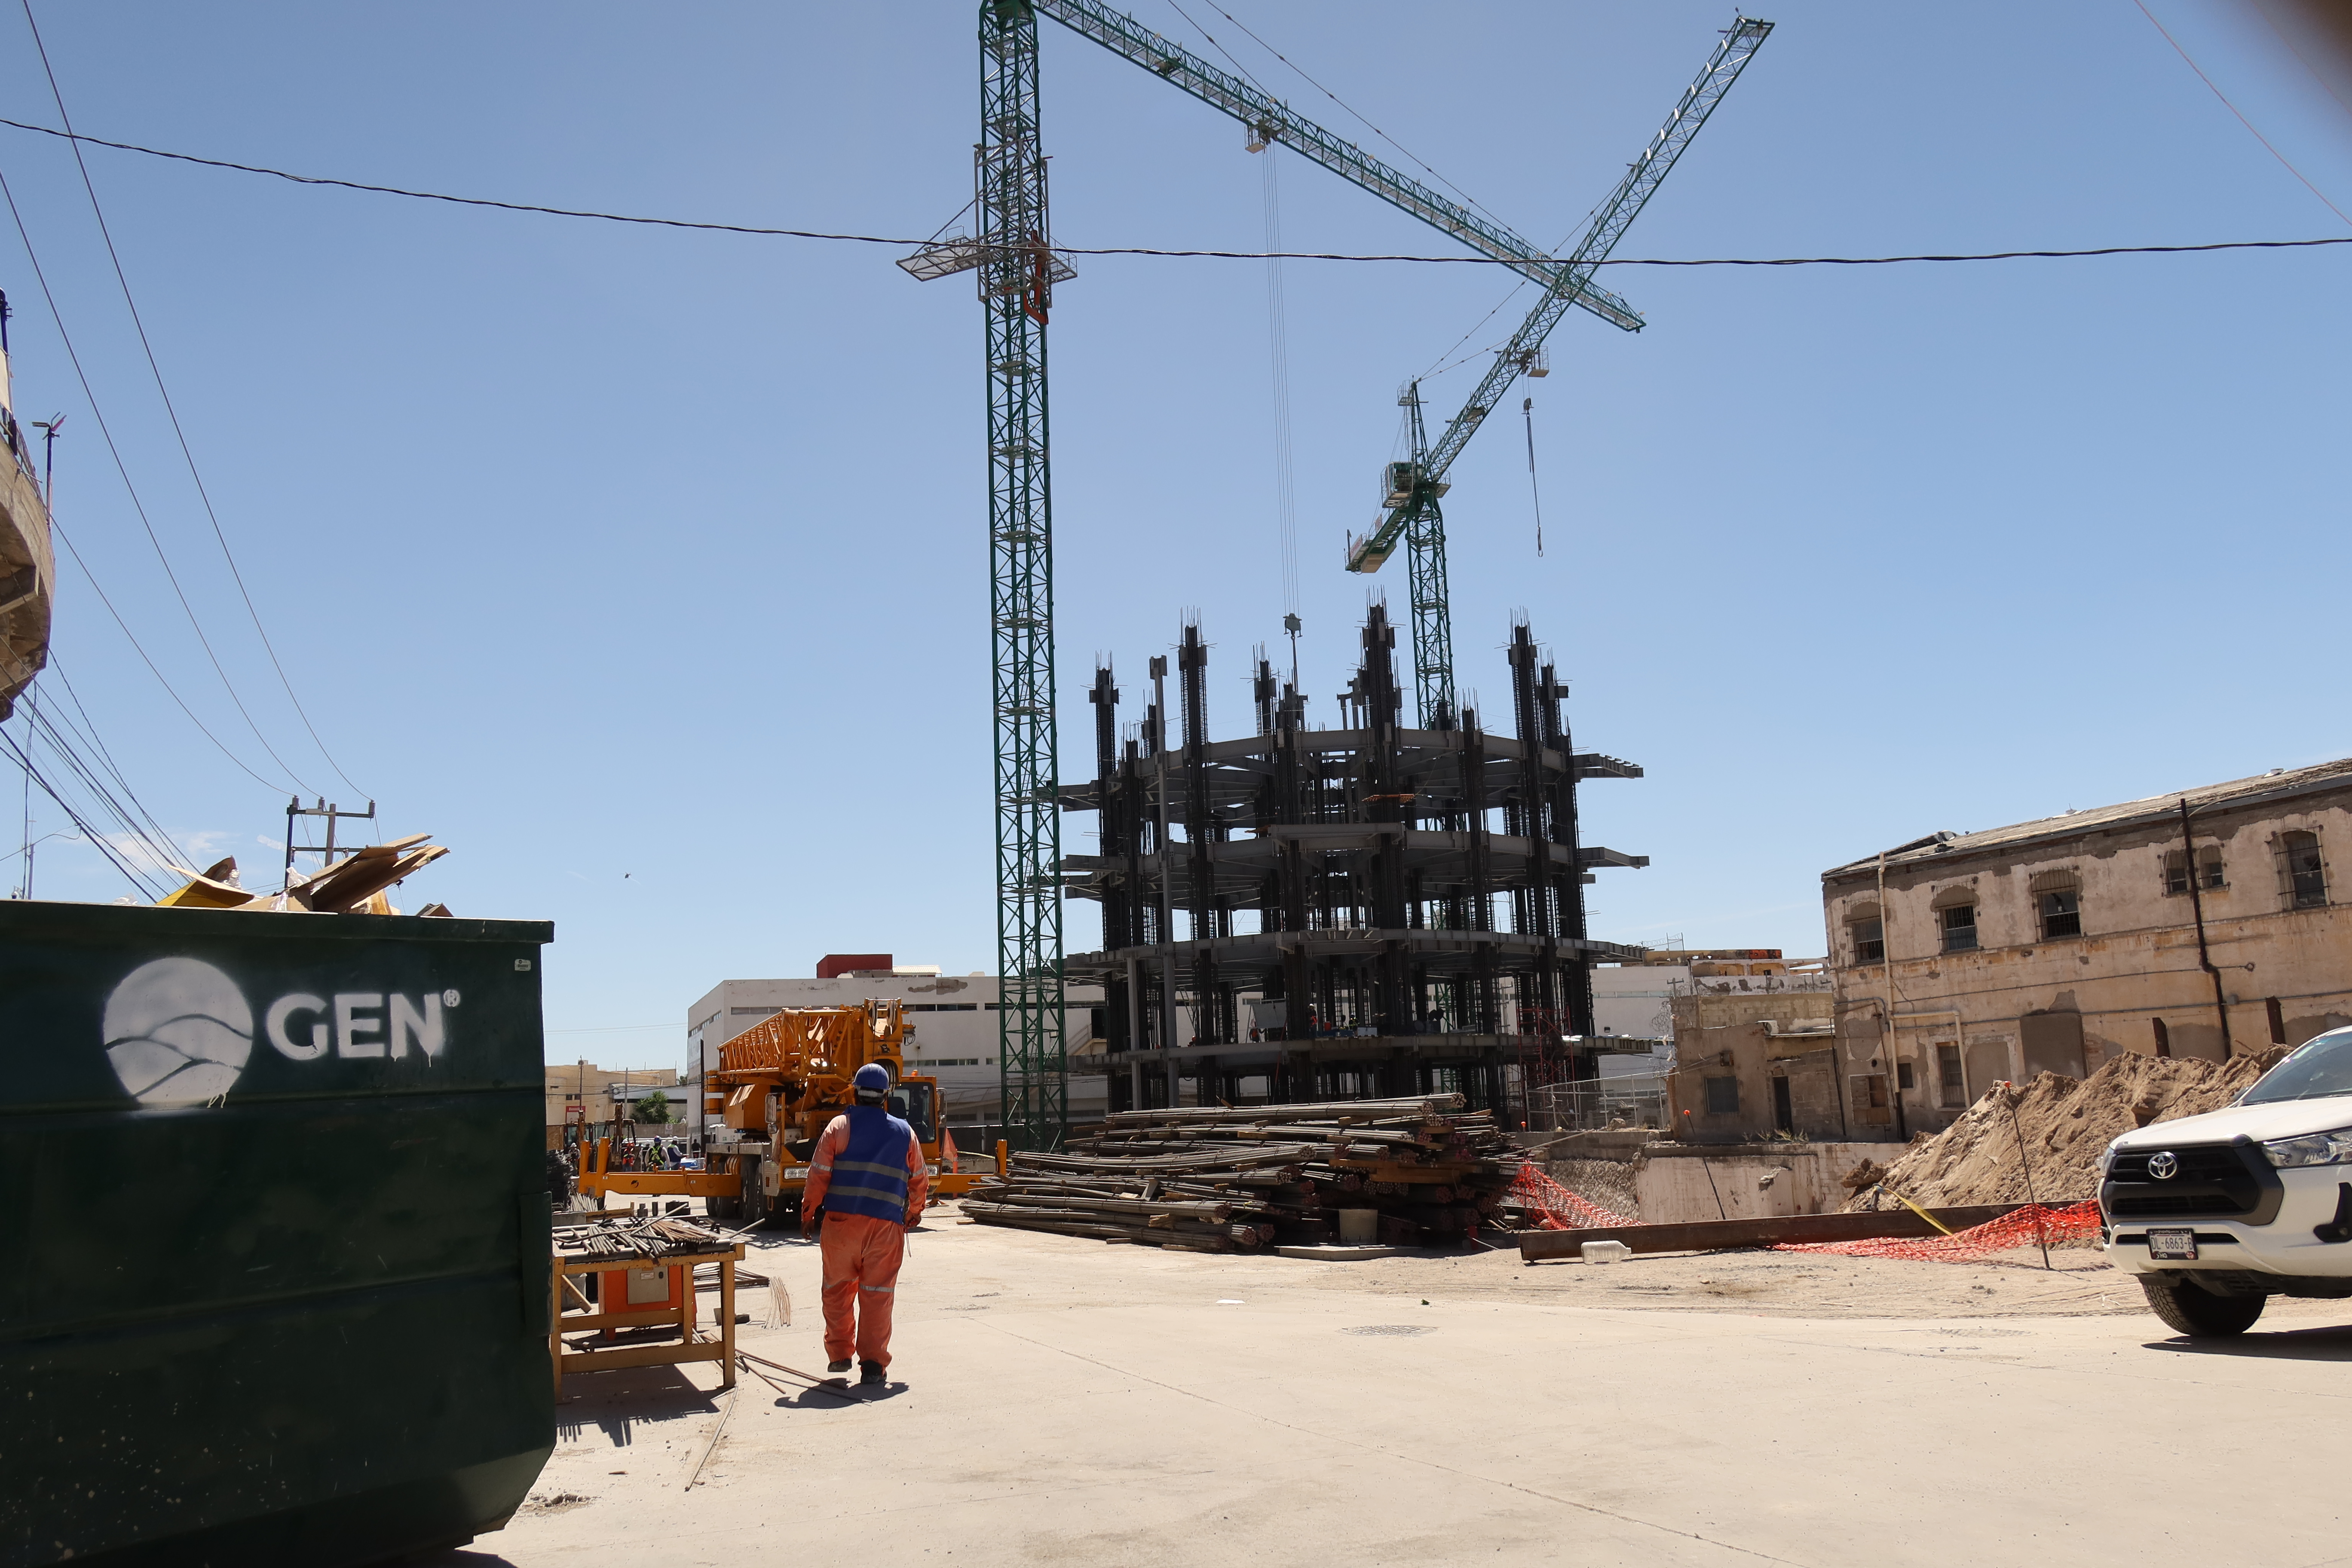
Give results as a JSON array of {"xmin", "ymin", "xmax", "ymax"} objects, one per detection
[{"xmin": 2141, "ymin": 1276, "xmax": 2266, "ymax": 1337}]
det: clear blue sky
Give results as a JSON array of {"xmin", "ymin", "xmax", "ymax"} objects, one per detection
[{"xmin": 0, "ymin": 2, "xmax": 2345, "ymax": 1068}]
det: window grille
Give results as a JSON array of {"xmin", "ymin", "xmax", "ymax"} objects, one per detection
[
  {"xmin": 2280, "ymin": 830, "xmax": 2328, "ymax": 909},
  {"xmin": 2039, "ymin": 890, "xmax": 2081, "ymax": 938},
  {"xmin": 1703, "ymin": 1075, "xmax": 1739, "ymax": 1114},
  {"xmin": 1850, "ymin": 916, "xmax": 1884, "ymax": 964},
  {"xmin": 1939, "ymin": 903, "xmax": 1978, "ymax": 953}
]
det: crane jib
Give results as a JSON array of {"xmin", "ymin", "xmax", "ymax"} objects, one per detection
[
  {"xmin": 1344, "ymin": 15, "xmax": 1774, "ymax": 588},
  {"xmin": 1029, "ymin": 0, "xmax": 1646, "ymax": 336}
]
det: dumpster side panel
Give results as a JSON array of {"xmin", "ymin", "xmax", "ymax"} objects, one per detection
[{"xmin": 0, "ymin": 904, "xmax": 556, "ymax": 1568}]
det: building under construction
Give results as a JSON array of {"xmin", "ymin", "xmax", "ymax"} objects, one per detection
[{"xmin": 1061, "ymin": 604, "xmax": 1648, "ymax": 1119}]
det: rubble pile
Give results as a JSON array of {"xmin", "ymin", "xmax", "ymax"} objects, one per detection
[
  {"xmin": 1847, "ymin": 1048, "xmax": 2287, "ymax": 1210},
  {"xmin": 962, "ymin": 1094, "xmax": 1523, "ymax": 1252}
]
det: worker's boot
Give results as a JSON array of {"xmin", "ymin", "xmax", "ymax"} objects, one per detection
[
  {"xmin": 827, "ymin": 1359, "xmax": 852, "ymax": 1374},
  {"xmin": 859, "ymin": 1361, "xmax": 887, "ymax": 1387}
]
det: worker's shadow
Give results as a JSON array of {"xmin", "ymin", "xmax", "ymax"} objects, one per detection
[
  {"xmin": 772, "ymin": 1381, "xmax": 908, "ymax": 1410},
  {"xmin": 2142, "ymin": 1324, "xmax": 2352, "ymax": 1361}
]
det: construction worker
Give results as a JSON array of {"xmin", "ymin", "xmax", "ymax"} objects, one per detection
[{"xmin": 801, "ymin": 1062, "xmax": 928, "ymax": 1385}]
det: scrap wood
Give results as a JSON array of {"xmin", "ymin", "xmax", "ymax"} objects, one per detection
[{"xmin": 152, "ymin": 834, "xmax": 453, "ymax": 916}]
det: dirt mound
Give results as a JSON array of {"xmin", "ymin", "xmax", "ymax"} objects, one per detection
[{"xmin": 1843, "ymin": 1048, "xmax": 2286, "ymax": 1210}]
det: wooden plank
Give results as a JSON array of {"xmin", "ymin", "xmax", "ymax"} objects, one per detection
[
  {"xmin": 558, "ymin": 1340, "xmax": 729, "ymax": 1375},
  {"xmin": 719, "ymin": 1256, "xmax": 737, "ymax": 1390},
  {"xmin": 1517, "ymin": 1205, "xmax": 2023, "ymax": 1261},
  {"xmin": 557, "ymin": 1305, "xmax": 694, "ymax": 1332}
]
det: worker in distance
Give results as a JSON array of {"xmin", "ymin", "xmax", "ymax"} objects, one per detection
[{"xmin": 801, "ymin": 1061, "xmax": 929, "ymax": 1385}]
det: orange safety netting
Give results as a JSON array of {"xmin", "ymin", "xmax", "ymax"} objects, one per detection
[
  {"xmin": 1773, "ymin": 1199, "xmax": 2103, "ymax": 1262},
  {"xmin": 1510, "ymin": 1164, "xmax": 2104, "ymax": 1264},
  {"xmin": 1511, "ymin": 1164, "xmax": 1637, "ymax": 1230}
]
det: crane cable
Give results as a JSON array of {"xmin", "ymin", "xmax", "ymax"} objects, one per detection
[
  {"xmin": 1261, "ymin": 145, "xmax": 1298, "ymax": 618},
  {"xmin": 1522, "ymin": 397, "xmax": 1545, "ymax": 560}
]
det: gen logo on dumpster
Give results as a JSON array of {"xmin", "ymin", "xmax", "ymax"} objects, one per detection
[
  {"xmin": 102, "ymin": 956, "xmax": 460, "ymax": 1106},
  {"xmin": 102, "ymin": 957, "xmax": 253, "ymax": 1106}
]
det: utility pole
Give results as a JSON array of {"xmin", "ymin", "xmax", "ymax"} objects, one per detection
[{"xmin": 283, "ymin": 797, "xmax": 376, "ymax": 890}]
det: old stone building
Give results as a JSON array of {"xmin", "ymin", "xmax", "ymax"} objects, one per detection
[
  {"xmin": 1822, "ymin": 759, "xmax": 2352, "ymax": 1136},
  {"xmin": 1663, "ymin": 990, "xmax": 1838, "ymax": 1142}
]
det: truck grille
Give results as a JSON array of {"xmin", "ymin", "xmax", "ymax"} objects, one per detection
[{"xmin": 2101, "ymin": 1142, "xmax": 2282, "ymax": 1225}]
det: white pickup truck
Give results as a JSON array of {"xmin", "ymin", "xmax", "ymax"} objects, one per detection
[{"xmin": 2100, "ymin": 1027, "xmax": 2352, "ymax": 1336}]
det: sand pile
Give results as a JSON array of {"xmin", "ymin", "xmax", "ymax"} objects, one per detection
[{"xmin": 1844, "ymin": 1048, "xmax": 2286, "ymax": 1210}]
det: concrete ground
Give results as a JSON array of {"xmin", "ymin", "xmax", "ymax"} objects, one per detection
[{"xmin": 447, "ymin": 1206, "xmax": 2352, "ymax": 1568}]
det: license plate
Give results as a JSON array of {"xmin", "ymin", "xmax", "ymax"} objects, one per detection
[{"xmin": 2147, "ymin": 1229, "xmax": 2199, "ymax": 1261}]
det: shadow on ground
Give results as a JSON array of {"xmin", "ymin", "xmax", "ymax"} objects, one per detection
[{"xmin": 2144, "ymin": 1323, "xmax": 2352, "ymax": 1360}]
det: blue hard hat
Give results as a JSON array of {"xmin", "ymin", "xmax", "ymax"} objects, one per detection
[{"xmin": 853, "ymin": 1063, "xmax": 891, "ymax": 1094}]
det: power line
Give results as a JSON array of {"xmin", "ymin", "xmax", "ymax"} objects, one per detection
[
  {"xmin": 42, "ymin": 515, "xmax": 291, "ymax": 791},
  {"xmin": 40, "ymin": 651, "xmax": 184, "ymax": 856},
  {"xmin": 0, "ymin": 163, "xmax": 309, "ymax": 791},
  {"xmin": 2, "ymin": 116, "xmax": 2346, "ymax": 269},
  {"xmin": 18, "ymin": 0, "xmax": 368, "ymax": 797},
  {"xmin": 0, "ymin": 723, "xmax": 162, "ymax": 895}
]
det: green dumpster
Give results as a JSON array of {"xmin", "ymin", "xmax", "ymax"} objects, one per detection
[{"xmin": 0, "ymin": 900, "xmax": 557, "ymax": 1566}]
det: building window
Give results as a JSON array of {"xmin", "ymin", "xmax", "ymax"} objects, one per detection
[
  {"xmin": 2164, "ymin": 848, "xmax": 2226, "ymax": 895},
  {"xmin": 2267, "ymin": 997, "xmax": 2287, "ymax": 1045},
  {"xmin": 1704, "ymin": 1075, "xmax": 1739, "ymax": 1114},
  {"xmin": 1850, "ymin": 916, "xmax": 1884, "ymax": 964},
  {"xmin": 2152, "ymin": 1017, "xmax": 2171, "ymax": 1058},
  {"xmin": 2036, "ymin": 887, "xmax": 2081, "ymax": 939},
  {"xmin": 2281, "ymin": 830, "xmax": 2328, "ymax": 909},
  {"xmin": 1939, "ymin": 903, "xmax": 1978, "ymax": 953},
  {"xmin": 1936, "ymin": 1043, "xmax": 1964, "ymax": 1108},
  {"xmin": 1896, "ymin": 1060, "xmax": 1916, "ymax": 1091}
]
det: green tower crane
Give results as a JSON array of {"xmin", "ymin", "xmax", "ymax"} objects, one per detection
[
  {"xmin": 1349, "ymin": 17, "xmax": 1774, "ymax": 724},
  {"xmin": 910, "ymin": 1, "xmax": 1765, "ymax": 1148}
]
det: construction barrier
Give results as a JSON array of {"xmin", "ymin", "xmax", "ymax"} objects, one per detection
[
  {"xmin": 1510, "ymin": 1165, "xmax": 2102, "ymax": 1263},
  {"xmin": 1774, "ymin": 1200, "xmax": 2102, "ymax": 1262},
  {"xmin": 1511, "ymin": 1165, "xmax": 1638, "ymax": 1231}
]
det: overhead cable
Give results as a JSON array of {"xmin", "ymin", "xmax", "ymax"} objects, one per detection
[
  {"xmin": 18, "ymin": 0, "xmax": 370, "ymax": 796},
  {"xmin": 0, "ymin": 725, "xmax": 162, "ymax": 895},
  {"xmin": 0, "ymin": 164, "xmax": 306, "ymax": 791},
  {"xmin": 2, "ymin": 117, "xmax": 2344, "ymax": 270}
]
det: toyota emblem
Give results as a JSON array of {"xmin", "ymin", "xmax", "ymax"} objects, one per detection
[{"xmin": 2148, "ymin": 1151, "xmax": 2180, "ymax": 1180}]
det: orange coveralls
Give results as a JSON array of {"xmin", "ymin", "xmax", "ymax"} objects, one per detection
[{"xmin": 801, "ymin": 1112, "xmax": 928, "ymax": 1370}]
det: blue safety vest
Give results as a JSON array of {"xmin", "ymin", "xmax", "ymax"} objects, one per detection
[{"xmin": 819, "ymin": 1105, "xmax": 915, "ymax": 1223}]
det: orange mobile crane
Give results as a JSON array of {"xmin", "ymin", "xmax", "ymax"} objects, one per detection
[{"xmin": 691, "ymin": 998, "xmax": 990, "ymax": 1226}]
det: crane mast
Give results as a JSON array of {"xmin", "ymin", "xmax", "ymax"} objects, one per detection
[
  {"xmin": 979, "ymin": 0, "xmax": 1066, "ymax": 1151},
  {"xmin": 1350, "ymin": 16, "xmax": 1774, "ymax": 723}
]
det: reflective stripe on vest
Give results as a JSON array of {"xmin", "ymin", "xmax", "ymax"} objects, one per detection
[{"xmin": 825, "ymin": 1105, "xmax": 913, "ymax": 1222}]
